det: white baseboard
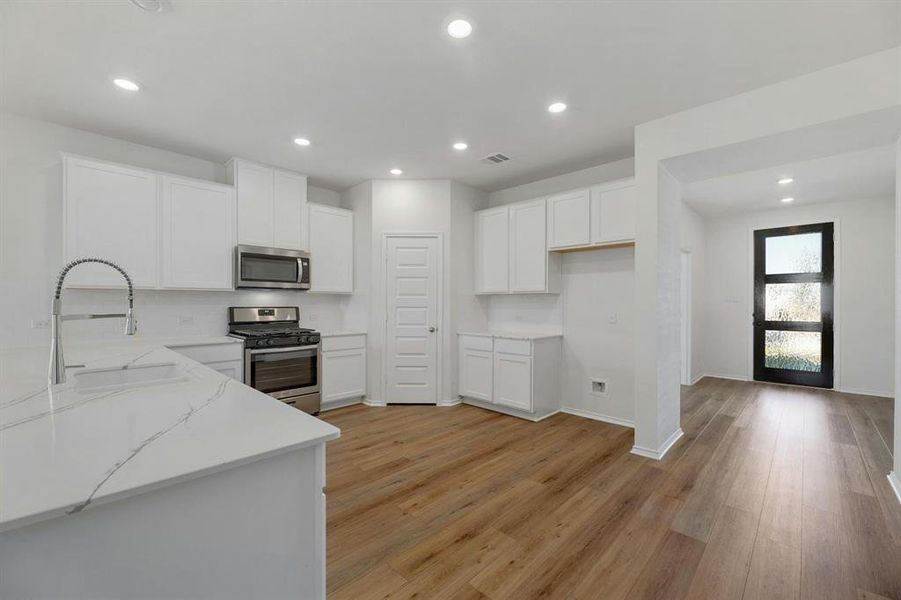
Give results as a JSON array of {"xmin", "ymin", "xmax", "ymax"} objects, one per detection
[
  {"xmin": 837, "ymin": 386, "xmax": 894, "ymax": 399},
  {"xmin": 689, "ymin": 373, "xmax": 705, "ymax": 385},
  {"xmin": 561, "ymin": 407, "xmax": 634, "ymax": 428},
  {"xmin": 462, "ymin": 398, "xmax": 558, "ymax": 422},
  {"xmin": 631, "ymin": 428, "xmax": 684, "ymax": 461},
  {"xmin": 319, "ymin": 397, "xmax": 363, "ymax": 412},
  {"xmin": 888, "ymin": 472, "xmax": 901, "ymax": 507},
  {"xmin": 439, "ymin": 398, "xmax": 463, "ymax": 407},
  {"xmin": 362, "ymin": 398, "xmax": 386, "ymax": 407},
  {"xmin": 701, "ymin": 372, "xmax": 750, "ymax": 382}
]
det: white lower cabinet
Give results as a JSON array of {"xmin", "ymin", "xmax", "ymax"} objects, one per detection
[
  {"xmin": 457, "ymin": 334, "xmax": 560, "ymax": 420},
  {"xmin": 321, "ymin": 334, "xmax": 366, "ymax": 407},
  {"xmin": 459, "ymin": 348, "xmax": 492, "ymax": 402},
  {"xmin": 493, "ymin": 353, "xmax": 532, "ymax": 411}
]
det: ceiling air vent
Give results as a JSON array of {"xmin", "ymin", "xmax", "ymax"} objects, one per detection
[{"xmin": 480, "ymin": 153, "xmax": 511, "ymax": 165}]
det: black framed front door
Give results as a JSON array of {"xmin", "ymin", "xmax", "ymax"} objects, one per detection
[{"xmin": 753, "ymin": 222, "xmax": 834, "ymax": 388}]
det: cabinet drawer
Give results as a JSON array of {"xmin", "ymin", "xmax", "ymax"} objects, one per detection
[
  {"xmin": 459, "ymin": 335, "xmax": 493, "ymax": 352},
  {"xmin": 322, "ymin": 335, "xmax": 366, "ymax": 352},
  {"xmin": 494, "ymin": 338, "xmax": 532, "ymax": 356}
]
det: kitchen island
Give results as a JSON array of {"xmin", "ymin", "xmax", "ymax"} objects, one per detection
[{"xmin": 0, "ymin": 341, "xmax": 340, "ymax": 599}]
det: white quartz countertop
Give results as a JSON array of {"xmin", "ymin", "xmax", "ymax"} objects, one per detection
[
  {"xmin": 0, "ymin": 341, "xmax": 340, "ymax": 534},
  {"xmin": 319, "ymin": 331, "xmax": 367, "ymax": 338},
  {"xmin": 457, "ymin": 331, "xmax": 563, "ymax": 340}
]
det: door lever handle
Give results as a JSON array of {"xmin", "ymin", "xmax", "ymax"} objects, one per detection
[{"xmin": 428, "ymin": 326, "xmax": 437, "ymax": 333}]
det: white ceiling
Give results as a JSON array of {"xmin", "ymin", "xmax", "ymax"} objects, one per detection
[
  {"xmin": 682, "ymin": 145, "xmax": 896, "ymax": 217},
  {"xmin": 2, "ymin": 1, "xmax": 899, "ymax": 192}
]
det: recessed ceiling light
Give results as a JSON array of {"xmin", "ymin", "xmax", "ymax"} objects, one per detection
[
  {"xmin": 453, "ymin": 142, "xmax": 468, "ymax": 151},
  {"xmin": 293, "ymin": 137, "xmax": 311, "ymax": 147},
  {"xmin": 777, "ymin": 177, "xmax": 794, "ymax": 185},
  {"xmin": 390, "ymin": 168, "xmax": 403, "ymax": 175},
  {"xmin": 780, "ymin": 197, "xmax": 795, "ymax": 203},
  {"xmin": 447, "ymin": 19, "xmax": 472, "ymax": 38},
  {"xmin": 113, "ymin": 78, "xmax": 140, "ymax": 92},
  {"xmin": 547, "ymin": 102, "xmax": 567, "ymax": 114}
]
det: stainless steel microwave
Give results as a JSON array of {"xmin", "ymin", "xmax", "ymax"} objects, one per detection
[{"xmin": 235, "ymin": 245, "xmax": 311, "ymax": 290}]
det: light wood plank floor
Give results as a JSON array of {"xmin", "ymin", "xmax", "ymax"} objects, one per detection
[{"xmin": 321, "ymin": 378, "xmax": 901, "ymax": 600}]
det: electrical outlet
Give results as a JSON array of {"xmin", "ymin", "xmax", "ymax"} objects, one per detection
[
  {"xmin": 608, "ymin": 314, "xmax": 618, "ymax": 325},
  {"xmin": 31, "ymin": 318, "xmax": 50, "ymax": 330},
  {"xmin": 308, "ymin": 313, "xmax": 318, "ymax": 322}
]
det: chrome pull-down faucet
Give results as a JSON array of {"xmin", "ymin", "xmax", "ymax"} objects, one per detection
[{"xmin": 49, "ymin": 258, "xmax": 137, "ymax": 385}]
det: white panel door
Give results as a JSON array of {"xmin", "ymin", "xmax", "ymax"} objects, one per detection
[
  {"xmin": 459, "ymin": 348, "xmax": 492, "ymax": 402},
  {"xmin": 160, "ymin": 176, "xmax": 235, "ymax": 290},
  {"xmin": 64, "ymin": 157, "xmax": 159, "ymax": 288},
  {"xmin": 273, "ymin": 170, "xmax": 307, "ymax": 251},
  {"xmin": 234, "ymin": 160, "xmax": 274, "ymax": 247},
  {"xmin": 308, "ymin": 204, "xmax": 353, "ymax": 293},
  {"xmin": 591, "ymin": 184, "xmax": 636, "ymax": 244},
  {"xmin": 475, "ymin": 206, "xmax": 508, "ymax": 293},
  {"xmin": 547, "ymin": 188, "xmax": 590, "ymax": 249},
  {"xmin": 386, "ymin": 236, "xmax": 440, "ymax": 404},
  {"xmin": 493, "ymin": 352, "xmax": 532, "ymax": 411},
  {"xmin": 509, "ymin": 198, "xmax": 547, "ymax": 293}
]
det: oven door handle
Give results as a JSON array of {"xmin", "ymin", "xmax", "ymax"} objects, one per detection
[{"xmin": 247, "ymin": 345, "xmax": 319, "ymax": 355}]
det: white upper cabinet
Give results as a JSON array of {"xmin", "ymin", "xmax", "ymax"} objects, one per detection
[
  {"xmin": 308, "ymin": 204, "xmax": 353, "ymax": 293},
  {"xmin": 546, "ymin": 188, "xmax": 590, "ymax": 249},
  {"xmin": 160, "ymin": 176, "xmax": 236, "ymax": 290},
  {"xmin": 63, "ymin": 155, "xmax": 236, "ymax": 291},
  {"xmin": 64, "ymin": 156, "xmax": 160, "ymax": 288},
  {"xmin": 273, "ymin": 169, "xmax": 308, "ymax": 251},
  {"xmin": 591, "ymin": 183, "xmax": 636, "ymax": 244},
  {"xmin": 509, "ymin": 199, "xmax": 548, "ymax": 293},
  {"xmin": 475, "ymin": 200, "xmax": 559, "ymax": 295},
  {"xmin": 475, "ymin": 206, "xmax": 510, "ymax": 294},
  {"xmin": 227, "ymin": 158, "xmax": 308, "ymax": 251}
]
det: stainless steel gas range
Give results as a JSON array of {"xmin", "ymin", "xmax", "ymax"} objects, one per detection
[{"xmin": 228, "ymin": 306, "xmax": 321, "ymax": 414}]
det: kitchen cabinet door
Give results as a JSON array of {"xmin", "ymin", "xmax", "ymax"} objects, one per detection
[
  {"xmin": 509, "ymin": 198, "xmax": 548, "ymax": 293},
  {"xmin": 63, "ymin": 156, "xmax": 160, "ymax": 288},
  {"xmin": 493, "ymin": 352, "xmax": 532, "ymax": 411},
  {"xmin": 160, "ymin": 176, "xmax": 236, "ymax": 290},
  {"xmin": 459, "ymin": 348, "xmax": 492, "ymax": 402},
  {"xmin": 591, "ymin": 183, "xmax": 636, "ymax": 244},
  {"xmin": 231, "ymin": 159, "xmax": 274, "ymax": 247},
  {"xmin": 475, "ymin": 206, "xmax": 509, "ymax": 294},
  {"xmin": 547, "ymin": 188, "xmax": 590, "ymax": 249},
  {"xmin": 273, "ymin": 170, "xmax": 308, "ymax": 251},
  {"xmin": 322, "ymin": 348, "xmax": 366, "ymax": 403},
  {"xmin": 309, "ymin": 204, "xmax": 353, "ymax": 293}
]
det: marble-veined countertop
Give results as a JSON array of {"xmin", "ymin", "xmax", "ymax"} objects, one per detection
[{"xmin": 0, "ymin": 340, "xmax": 340, "ymax": 533}]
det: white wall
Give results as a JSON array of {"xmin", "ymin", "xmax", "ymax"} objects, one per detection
[
  {"xmin": 340, "ymin": 179, "xmax": 486, "ymax": 405},
  {"xmin": 702, "ymin": 196, "xmax": 895, "ymax": 397},
  {"xmin": 485, "ymin": 159, "xmax": 637, "ymax": 424},
  {"xmin": 308, "ymin": 185, "xmax": 341, "ymax": 207},
  {"xmin": 449, "ymin": 181, "xmax": 490, "ymax": 399},
  {"xmin": 894, "ymin": 139, "xmax": 901, "ymax": 483},
  {"xmin": 0, "ymin": 112, "xmax": 346, "ymax": 349},
  {"xmin": 680, "ymin": 201, "xmax": 706, "ymax": 383},
  {"xmin": 634, "ymin": 46, "xmax": 901, "ymax": 457}
]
